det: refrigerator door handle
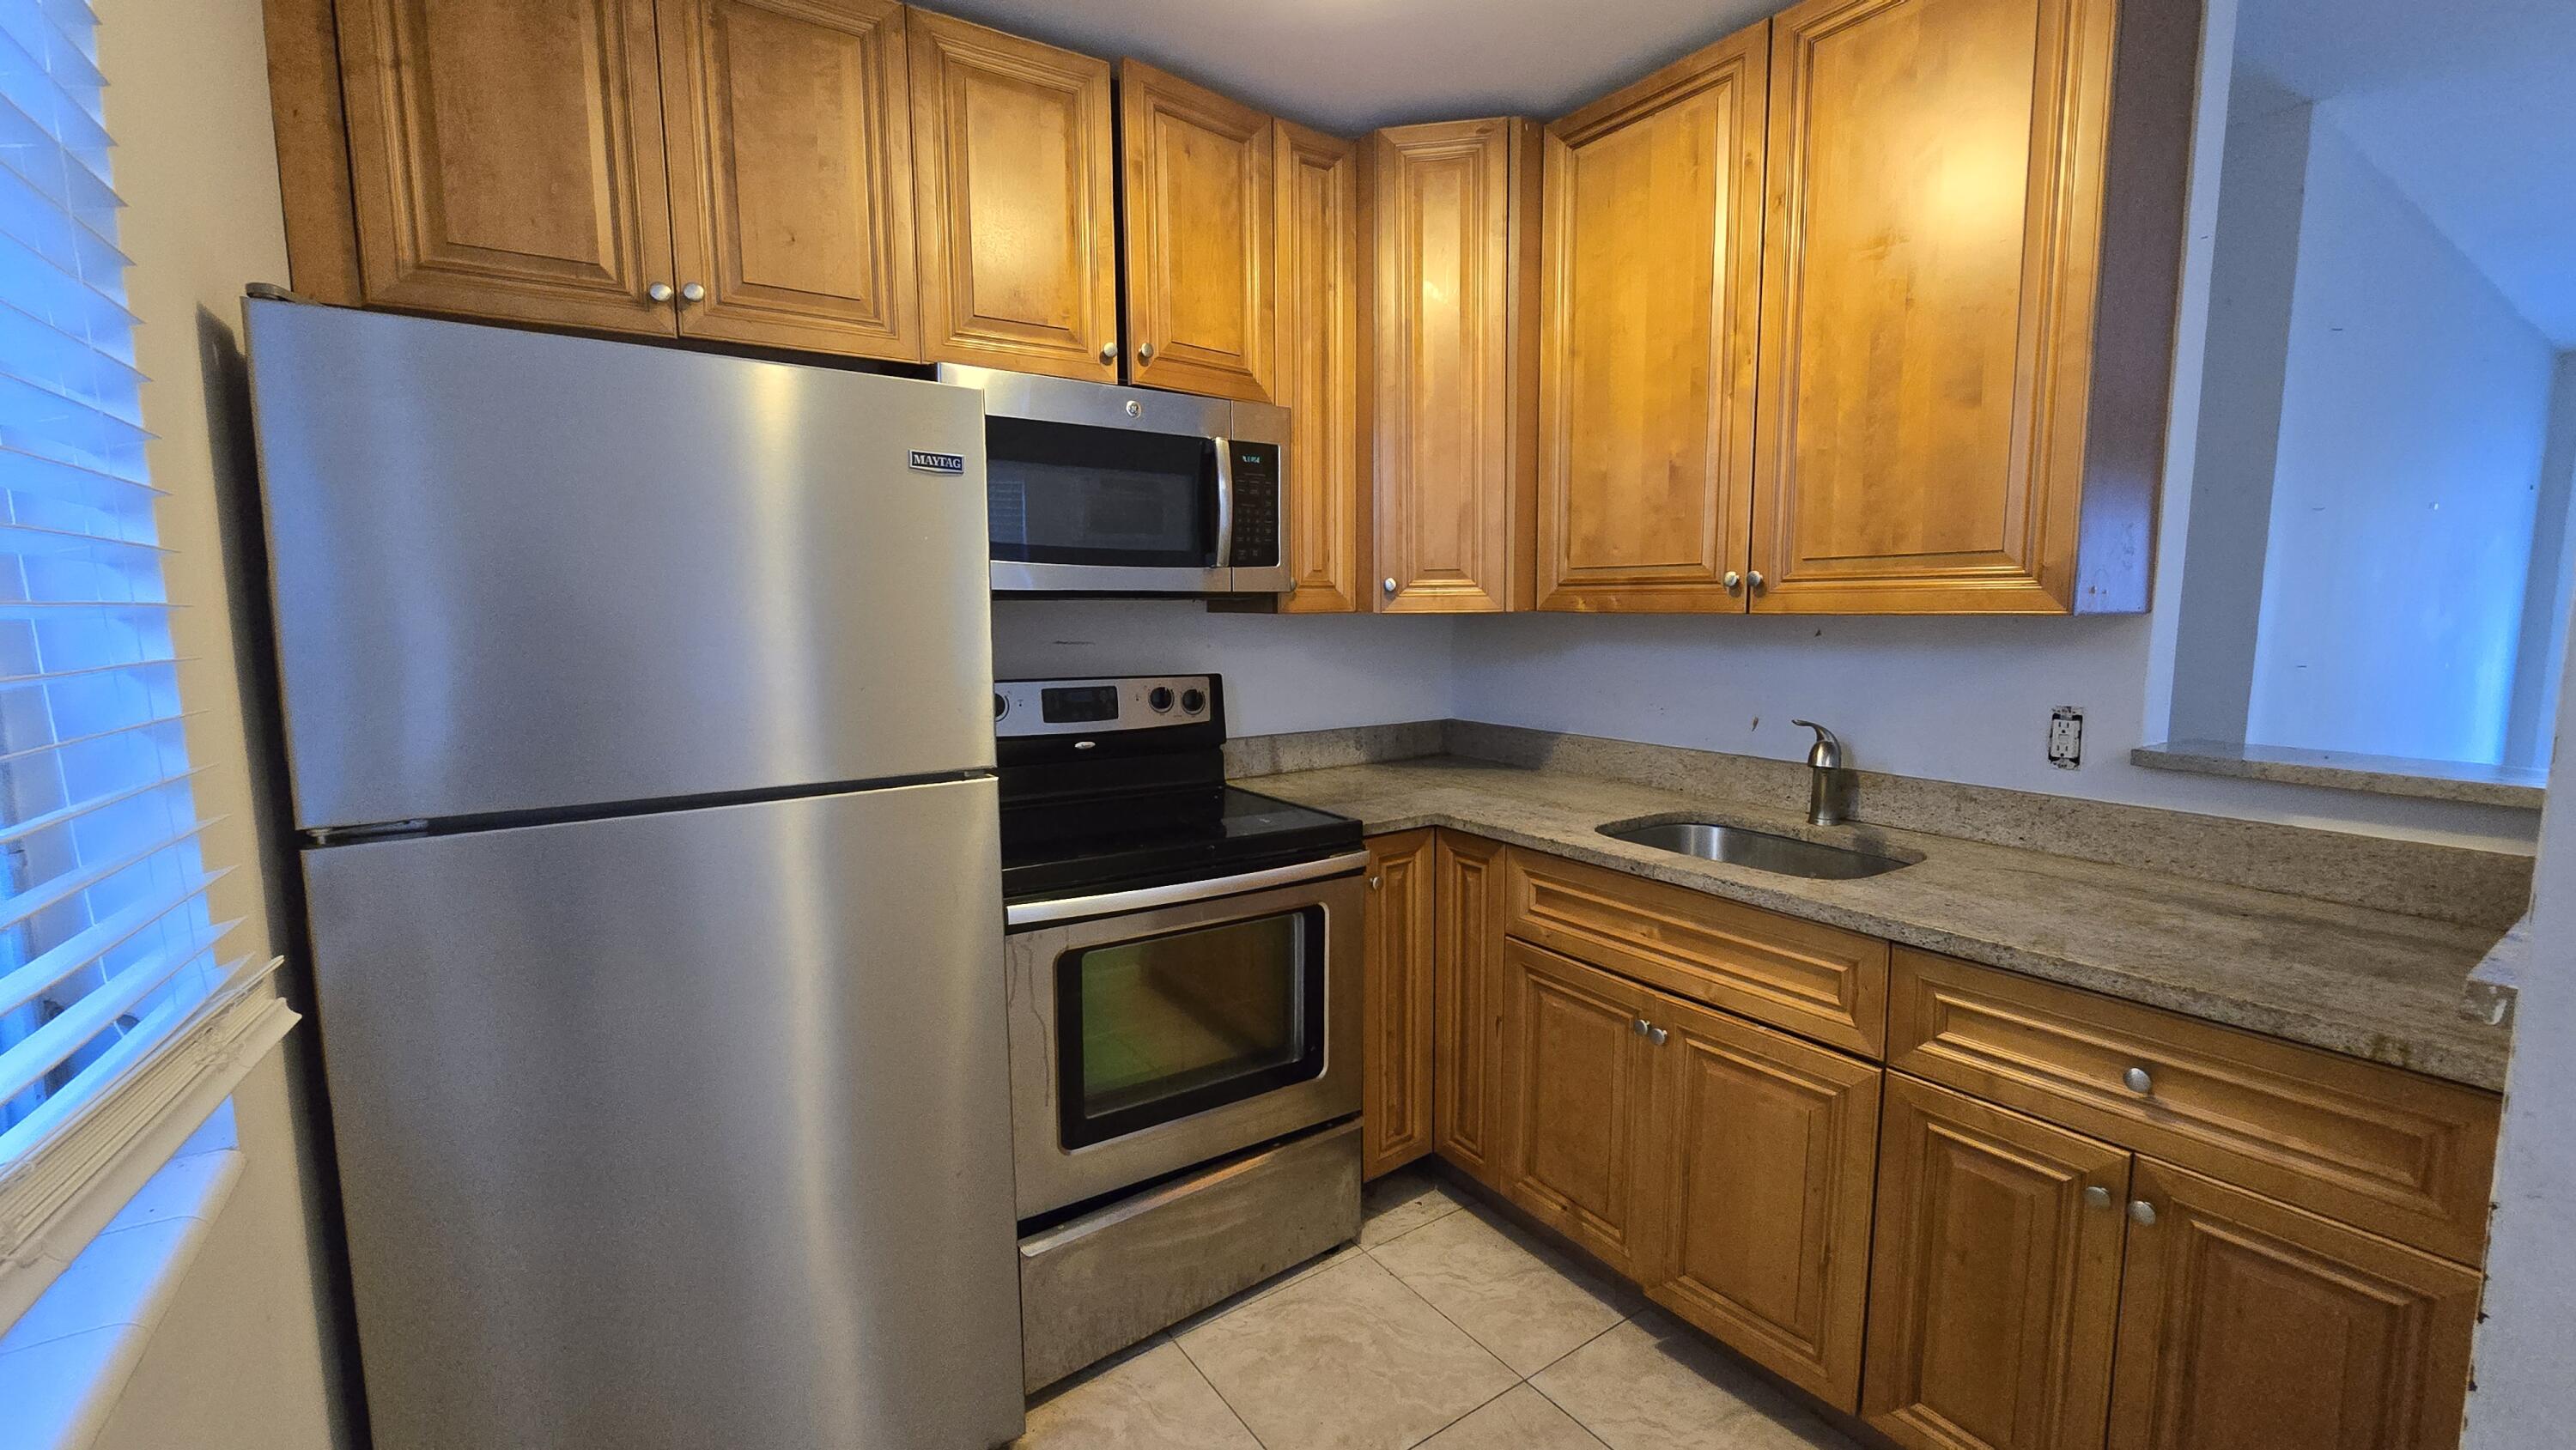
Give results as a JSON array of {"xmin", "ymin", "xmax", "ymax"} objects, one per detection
[{"xmin": 1005, "ymin": 849, "xmax": 1369, "ymax": 928}]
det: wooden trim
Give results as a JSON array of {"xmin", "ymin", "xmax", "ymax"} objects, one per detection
[{"xmin": 261, "ymin": 0, "xmax": 364, "ymax": 303}]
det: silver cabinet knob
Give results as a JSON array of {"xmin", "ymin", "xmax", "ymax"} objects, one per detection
[
  {"xmin": 680, "ymin": 282, "xmax": 706, "ymax": 302},
  {"xmin": 2128, "ymin": 1199, "xmax": 2158, "ymax": 1227},
  {"xmin": 1367, "ymin": 876, "xmax": 1382, "ymax": 891},
  {"xmin": 1099, "ymin": 342, "xmax": 1118, "ymax": 363},
  {"xmin": 1722, "ymin": 570, "xmax": 1742, "ymax": 591},
  {"xmin": 1382, "ymin": 577, "xmax": 1399, "ymax": 596},
  {"xmin": 2083, "ymin": 1186, "xmax": 2111, "ymax": 1210},
  {"xmin": 2123, "ymin": 1066, "xmax": 2153, "ymax": 1094},
  {"xmin": 647, "ymin": 282, "xmax": 675, "ymax": 302},
  {"xmin": 1747, "ymin": 570, "xmax": 1765, "ymax": 591},
  {"xmin": 1137, "ymin": 342, "xmax": 1156, "ymax": 364},
  {"xmin": 1631, "ymin": 1018, "xmax": 1650, "ymax": 1037},
  {"xmin": 1646, "ymin": 1025, "xmax": 1669, "ymax": 1046}
]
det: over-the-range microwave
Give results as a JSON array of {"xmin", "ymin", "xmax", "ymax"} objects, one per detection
[{"xmin": 937, "ymin": 365, "xmax": 1288, "ymax": 595}]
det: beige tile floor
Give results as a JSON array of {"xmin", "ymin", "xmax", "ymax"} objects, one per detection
[{"xmin": 1015, "ymin": 1168, "xmax": 1862, "ymax": 1450}]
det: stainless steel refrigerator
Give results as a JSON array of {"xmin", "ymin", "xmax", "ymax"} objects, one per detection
[{"xmin": 246, "ymin": 300, "xmax": 1024, "ymax": 1449}]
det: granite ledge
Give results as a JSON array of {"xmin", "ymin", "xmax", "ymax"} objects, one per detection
[
  {"xmin": 2131, "ymin": 739, "xmax": 2546, "ymax": 810},
  {"xmin": 1249, "ymin": 757, "xmax": 2514, "ymax": 1091}
]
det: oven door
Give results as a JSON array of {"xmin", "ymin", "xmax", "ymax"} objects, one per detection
[
  {"xmin": 1004, "ymin": 855, "xmax": 1365, "ymax": 1219},
  {"xmin": 950, "ymin": 365, "xmax": 1235, "ymax": 594}
]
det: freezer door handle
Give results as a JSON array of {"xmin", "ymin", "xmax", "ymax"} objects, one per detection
[{"xmin": 1005, "ymin": 850, "xmax": 1370, "ymax": 928}]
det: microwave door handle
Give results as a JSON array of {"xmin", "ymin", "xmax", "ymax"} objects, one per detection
[{"xmin": 1211, "ymin": 434, "xmax": 1234, "ymax": 568}]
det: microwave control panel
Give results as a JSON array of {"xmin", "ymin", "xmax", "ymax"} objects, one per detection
[{"xmin": 1226, "ymin": 442, "xmax": 1281, "ymax": 568}]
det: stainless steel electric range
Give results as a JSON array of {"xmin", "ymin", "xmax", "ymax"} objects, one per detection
[{"xmin": 996, "ymin": 674, "xmax": 1366, "ymax": 1391}]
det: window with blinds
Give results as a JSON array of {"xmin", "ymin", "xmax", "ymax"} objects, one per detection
[{"xmin": 0, "ymin": 1, "xmax": 246, "ymax": 1198}]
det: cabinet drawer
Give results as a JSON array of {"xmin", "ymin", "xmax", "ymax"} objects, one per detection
[
  {"xmin": 1888, "ymin": 949, "xmax": 2500, "ymax": 1264},
  {"xmin": 1503, "ymin": 850, "xmax": 1886, "ymax": 1057}
]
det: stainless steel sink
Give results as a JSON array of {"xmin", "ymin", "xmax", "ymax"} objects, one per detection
[{"xmin": 1600, "ymin": 822, "xmax": 1911, "ymax": 880}]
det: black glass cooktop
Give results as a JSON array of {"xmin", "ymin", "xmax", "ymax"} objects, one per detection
[{"xmin": 999, "ymin": 785, "xmax": 1360, "ymax": 904}]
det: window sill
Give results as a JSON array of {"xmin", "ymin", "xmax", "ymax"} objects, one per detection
[
  {"xmin": 2130, "ymin": 739, "xmax": 2547, "ymax": 810},
  {"xmin": 0, "ymin": 1137, "xmax": 246, "ymax": 1450}
]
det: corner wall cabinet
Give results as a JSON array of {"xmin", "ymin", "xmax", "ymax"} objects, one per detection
[{"xmin": 1362, "ymin": 829, "xmax": 2498, "ymax": 1445}]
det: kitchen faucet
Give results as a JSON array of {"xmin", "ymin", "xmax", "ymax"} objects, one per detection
[{"xmin": 1791, "ymin": 719, "xmax": 1846, "ymax": 827}]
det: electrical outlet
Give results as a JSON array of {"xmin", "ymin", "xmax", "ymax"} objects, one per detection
[{"xmin": 2048, "ymin": 707, "xmax": 2084, "ymax": 768}]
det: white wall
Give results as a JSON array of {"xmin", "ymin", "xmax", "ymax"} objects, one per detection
[
  {"xmin": 2245, "ymin": 112, "xmax": 2557, "ymax": 763},
  {"xmin": 91, "ymin": 0, "xmax": 349, "ymax": 1444},
  {"xmin": 992, "ymin": 601, "xmax": 1459, "ymax": 733},
  {"xmin": 2505, "ymin": 353, "xmax": 2576, "ymax": 767}
]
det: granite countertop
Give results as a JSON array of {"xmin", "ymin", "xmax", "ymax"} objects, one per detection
[{"xmin": 1247, "ymin": 757, "xmax": 2515, "ymax": 1091}]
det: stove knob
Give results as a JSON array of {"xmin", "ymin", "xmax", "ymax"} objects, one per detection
[
  {"xmin": 992, "ymin": 692, "xmax": 1008, "ymax": 719},
  {"xmin": 1181, "ymin": 688, "xmax": 1206, "ymax": 715},
  {"xmin": 1148, "ymin": 686, "xmax": 1175, "ymax": 713}
]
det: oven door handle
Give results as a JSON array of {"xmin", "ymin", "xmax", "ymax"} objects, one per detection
[
  {"xmin": 1211, "ymin": 434, "xmax": 1235, "ymax": 569},
  {"xmin": 1005, "ymin": 848, "xmax": 1369, "ymax": 928}
]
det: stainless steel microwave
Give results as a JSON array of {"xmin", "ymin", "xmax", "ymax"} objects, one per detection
[{"xmin": 937, "ymin": 365, "xmax": 1289, "ymax": 595}]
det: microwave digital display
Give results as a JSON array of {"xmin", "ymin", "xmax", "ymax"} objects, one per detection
[{"xmin": 1041, "ymin": 685, "xmax": 1121, "ymax": 724}]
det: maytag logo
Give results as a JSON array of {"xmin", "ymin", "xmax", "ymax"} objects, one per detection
[{"xmin": 908, "ymin": 449, "xmax": 967, "ymax": 475}]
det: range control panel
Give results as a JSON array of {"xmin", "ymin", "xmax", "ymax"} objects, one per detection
[
  {"xmin": 1224, "ymin": 442, "xmax": 1281, "ymax": 568},
  {"xmin": 994, "ymin": 675, "xmax": 1218, "ymax": 737}
]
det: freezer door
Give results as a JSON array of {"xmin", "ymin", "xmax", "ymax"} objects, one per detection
[
  {"xmin": 305, "ymin": 779, "xmax": 1021, "ymax": 1450},
  {"xmin": 247, "ymin": 300, "xmax": 994, "ymax": 830}
]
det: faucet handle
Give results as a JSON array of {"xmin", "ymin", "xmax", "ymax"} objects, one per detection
[{"xmin": 1791, "ymin": 719, "xmax": 1842, "ymax": 769}]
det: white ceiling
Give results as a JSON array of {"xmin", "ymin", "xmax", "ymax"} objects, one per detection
[
  {"xmin": 916, "ymin": 0, "xmax": 1781, "ymax": 133},
  {"xmin": 2233, "ymin": 0, "xmax": 2576, "ymax": 347}
]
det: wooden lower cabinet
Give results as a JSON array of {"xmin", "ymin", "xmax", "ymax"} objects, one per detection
[
  {"xmin": 1430, "ymin": 833, "xmax": 1507, "ymax": 1186},
  {"xmin": 1862, "ymin": 1075, "xmax": 2131, "ymax": 1450},
  {"xmin": 1498, "ymin": 939, "xmax": 1660, "ymax": 1279},
  {"xmin": 1362, "ymin": 830, "xmax": 1436, "ymax": 1178},
  {"xmin": 1643, "ymin": 992, "xmax": 1879, "ymax": 1409},
  {"xmin": 2106, "ymin": 1161, "xmax": 2481, "ymax": 1450}
]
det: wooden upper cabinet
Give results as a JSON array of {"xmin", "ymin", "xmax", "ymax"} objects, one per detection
[
  {"xmin": 659, "ymin": 0, "xmax": 919, "ymax": 358},
  {"xmin": 1430, "ymin": 832, "xmax": 1506, "ymax": 1186},
  {"xmin": 1371, "ymin": 119, "xmax": 1541, "ymax": 613},
  {"xmin": 1118, "ymin": 62, "xmax": 1277, "ymax": 402},
  {"xmin": 1751, "ymin": 0, "xmax": 2191, "ymax": 613},
  {"xmin": 334, "ymin": 0, "xmax": 677, "ymax": 335},
  {"xmin": 1498, "ymin": 939, "xmax": 1657, "ymax": 1279},
  {"xmin": 1363, "ymin": 830, "xmax": 1437, "ymax": 1179},
  {"xmin": 1864, "ymin": 1075, "xmax": 2130, "ymax": 1450},
  {"xmin": 1538, "ymin": 23, "xmax": 1768, "ymax": 613},
  {"xmin": 1274, "ymin": 120, "xmax": 1371, "ymax": 613},
  {"xmin": 1643, "ymin": 993, "xmax": 1879, "ymax": 1411},
  {"xmin": 2105, "ymin": 1162, "xmax": 2481, "ymax": 1450},
  {"xmin": 909, "ymin": 11, "xmax": 1121, "ymax": 382}
]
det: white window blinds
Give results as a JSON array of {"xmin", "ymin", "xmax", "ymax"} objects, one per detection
[{"xmin": 0, "ymin": 0, "xmax": 289, "ymax": 1313}]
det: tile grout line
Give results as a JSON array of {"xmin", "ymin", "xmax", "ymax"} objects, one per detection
[{"xmin": 1165, "ymin": 1319, "xmax": 1277, "ymax": 1450}]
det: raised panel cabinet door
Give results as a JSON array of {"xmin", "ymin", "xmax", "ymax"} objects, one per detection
[
  {"xmin": 1370, "ymin": 119, "xmax": 1541, "ymax": 613},
  {"xmin": 1643, "ymin": 993, "xmax": 1880, "ymax": 1411},
  {"xmin": 1363, "ymin": 830, "xmax": 1437, "ymax": 1178},
  {"xmin": 1863, "ymin": 1075, "xmax": 2130, "ymax": 1450},
  {"xmin": 1119, "ymin": 61, "xmax": 1277, "ymax": 402},
  {"xmin": 1537, "ymin": 22, "xmax": 1767, "ymax": 612},
  {"xmin": 1751, "ymin": 0, "xmax": 2119, "ymax": 613},
  {"xmin": 2106, "ymin": 1161, "xmax": 2480, "ymax": 1450},
  {"xmin": 335, "ymin": 0, "xmax": 677, "ymax": 334},
  {"xmin": 1498, "ymin": 938, "xmax": 1657, "ymax": 1279},
  {"xmin": 908, "ymin": 11, "xmax": 1120, "ymax": 382},
  {"xmin": 659, "ymin": 0, "xmax": 920, "ymax": 359},
  {"xmin": 1274, "ymin": 120, "xmax": 1371, "ymax": 613},
  {"xmin": 1431, "ymin": 832, "xmax": 1506, "ymax": 1186}
]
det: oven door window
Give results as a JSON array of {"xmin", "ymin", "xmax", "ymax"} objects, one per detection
[
  {"xmin": 987, "ymin": 416, "xmax": 1218, "ymax": 568},
  {"xmin": 1055, "ymin": 906, "xmax": 1325, "ymax": 1149}
]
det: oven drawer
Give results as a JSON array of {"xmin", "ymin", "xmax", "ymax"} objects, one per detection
[{"xmin": 1018, "ymin": 1119, "xmax": 1361, "ymax": 1392}]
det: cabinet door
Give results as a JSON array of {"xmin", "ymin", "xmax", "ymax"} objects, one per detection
[
  {"xmin": 1751, "ymin": 0, "xmax": 2118, "ymax": 613},
  {"xmin": 908, "ymin": 12, "xmax": 1121, "ymax": 382},
  {"xmin": 1537, "ymin": 23, "xmax": 1766, "ymax": 612},
  {"xmin": 659, "ymin": 0, "xmax": 919, "ymax": 359},
  {"xmin": 1430, "ymin": 833, "xmax": 1506, "ymax": 1186},
  {"xmin": 1643, "ymin": 994, "xmax": 1879, "ymax": 1411},
  {"xmin": 336, "ymin": 0, "xmax": 677, "ymax": 335},
  {"xmin": 1498, "ymin": 938, "xmax": 1657, "ymax": 1279},
  {"xmin": 1274, "ymin": 120, "xmax": 1371, "ymax": 613},
  {"xmin": 1370, "ymin": 118, "xmax": 1540, "ymax": 613},
  {"xmin": 1118, "ymin": 62, "xmax": 1277, "ymax": 402},
  {"xmin": 2106, "ymin": 1161, "xmax": 2480, "ymax": 1450},
  {"xmin": 1863, "ymin": 1075, "xmax": 2130, "ymax": 1450},
  {"xmin": 1363, "ymin": 830, "xmax": 1437, "ymax": 1178}
]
